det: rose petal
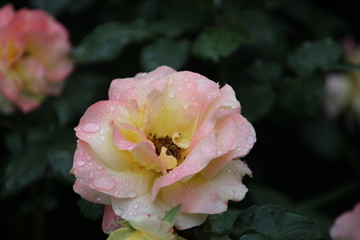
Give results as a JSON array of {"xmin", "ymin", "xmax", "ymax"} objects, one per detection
[
  {"xmin": 72, "ymin": 140, "xmax": 155, "ymax": 199},
  {"xmin": 102, "ymin": 205, "xmax": 123, "ymax": 234},
  {"xmin": 201, "ymin": 114, "xmax": 256, "ymax": 179},
  {"xmin": 111, "ymin": 192, "xmax": 168, "ymax": 221},
  {"xmin": 0, "ymin": 4, "xmax": 14, "ymax": 29},
  {"xmin": 331, "ymin": 202, "xmax": 360, "ymax": 240},
  {"xmin": 174, "ymin": 212, "xmax": 208, "ymax": 230},
  {"xmin": 76, "ymin": 100, "xmax": 137, "ymax": 170},
  {"xmin": 73, "ymin": 178, "xmax": 111, "ymax": 204},
  {"xmin": 160, "ymin": 160, "xmax": 250, "ymax": 214}
]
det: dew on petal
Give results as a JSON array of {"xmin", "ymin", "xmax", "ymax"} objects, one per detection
[
  {"xmin": 83, "ymin": 122, "xmax": 100, "ymax": 133},
  {"xmin": 114, "ymin": 208, "xmax": 124, "ymax": 215},
  {"xmin": 127, "ymin": 191, "xmax": 136, "ymax": 198},
  {"xmin": 133, "ymin": 204, "xmax": 139, "ymax": 209},
  {"xmin": 226, "ymin": 169, "xmax": 231, "ymax": 174},
  {"xmin": 246, "ymin": 135, "xmax": 255, "ymax": 144},
  {"xmin": 93, "ymin": 177, "xmax": 115, "ymax": 190},
  {"xmin": 76, "ymin": 160, "xmax": 86, "ymax": 167},
  {"xmin": 98, "ymin": 135, "xmax": 106, "ymax": 141},
  {"xmin": 168, "ymin": 90, "xmax": 175, "ymax": 98},
  {"xmin": 182, "ymin": 102, "xmax": 189, "ymax": 110}
]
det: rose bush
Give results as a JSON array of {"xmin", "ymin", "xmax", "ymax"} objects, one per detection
[
  {"xmin": 71, "ymin": 66, "xmax": 255, "ymax": 231},
  {"xmin": 0, "ymin": 4, "xmax": 73, "ymax": 113},
  {"xmin": 330, "ymin": 202, "xmax": 360, "ymax": 240}
]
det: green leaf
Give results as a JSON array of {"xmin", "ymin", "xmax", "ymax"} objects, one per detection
[
  {"xmin": 231, "ymin": 204, "xmax": 331, "ymax": 240},
  {"xmin": 163, "ymin": 205, "xmax": 181, "ymax": 224},
  {"xmin": 140, "ymin": 38, "xmax": 189, "ymax": 71},
  {"xmin": 147, "ymin": 20, "xmax": 194, "ymax": 38},
  {"xmin": 77, "ymin": 199, "xmax": 104, "ymax": 220},
  {"xmin": 237, "ymin": 84, "xmax": 276, "ymax": 122},
  {"xmin": 287, "ymin": 38, "xmax": 342, "ymax": 76},
  {"xmin": 192, "ymin": 27, "xmax": 248, "ymax": 62},
  {"xmin": 206, "ymin": 209, "xmax": 241, "ymax": 235},
  {"xmin": 240, "ymin": 234, "xmax": 265, "ymax": 240},
  {"xmin": 73, "ymin": 21, "xmax": 153, "ymax": 63},
  {"xmin": 1, "ymin": 146, "xmax": 48, "ymax": 197}
]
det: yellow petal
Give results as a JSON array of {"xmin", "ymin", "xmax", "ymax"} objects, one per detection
[{"xmin": 159, "ymin": 147, "xmax": 177, "ymax": 171}]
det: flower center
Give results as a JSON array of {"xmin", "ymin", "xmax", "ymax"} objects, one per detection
[{"xmin": 149, "ymin": 133, "xmax": 183, "ymax": 161}]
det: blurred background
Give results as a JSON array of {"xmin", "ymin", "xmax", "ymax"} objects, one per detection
[{"xmin": 0, "ymin": 0, "xmax": 359, "ymax": 239}]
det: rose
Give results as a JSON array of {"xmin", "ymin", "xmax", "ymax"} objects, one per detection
[
  {"xmin": 330, "ymin": 202, "xmax": 360, "ymax": 240},
  {"xmin": 71, "ymin": 66, "xmax": 255, "ymax": 230},
  {"xmin": 324, "ymin": 37, "xmax": 360, "ymax": 126},
  {"xmin": 0, "ymin": 4, "xmax": 73, "ymax": 113}
]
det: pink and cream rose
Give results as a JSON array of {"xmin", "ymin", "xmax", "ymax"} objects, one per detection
[
  {"xmin": 330, "ymin": 202, "xmax": 360, "ymax": 240},
  {"xmin": 71, "ymin": 66, "xmax": 255, "ymax": 230},
  {"xmin": 0, "ymin": 4, "xmax": 73, "ymax": 113}
]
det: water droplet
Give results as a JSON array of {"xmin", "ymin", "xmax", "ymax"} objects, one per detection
[
  {"xmin": 186, "ymin": 83, "xmax": 193, "ymax": 89},
  {"xmin": 98, "ymin": 135, "xmax": 106, "ymax": 141},
  {"xmin": 97, "ymin": 165, "xmax": 103, "ymax": 170},
  {"xmin": 109, "ymin": 106, "xmax": 114, "ymax": 112},
  {"xmin": 226, "ymin": 169, "xmax": 231, "ymax": 174},
  {"xmin": 76, "ymin": 160, "xmax": 86, "ymax": 167},
  {"xmin": 127, "ymin": 191, "xmax": 136, "ymax": 198},
  {"xmin": 114, "ymin": 208, "xmax": 124, "ymax": 215},
  {"xmin": 86, "ymin": 156, "xmax": 91, "ymax": 160},
  {"xmin": 170, "ymin": 174, "xmax": 177, "ymax": 179},
  {"xmin": 100, "ymin": 130, "xmax": 104, "ymax": 134},
  {"xmin": 182, "ymin": 103, "xmax": 189, "ymax": 110},
  {"xmin": 93, "ymin": 177, "xmax": 115, "ymax": 190},
  {"xmin": 168, "ymin": 90, "xmax": 175, "ymax": 98},
  {"xmin": 217, "ymin": 150, "xmax": 223, "ymax": 155},
  {"xmin": 133, "ymin": 204, "xmax": 139, "ymax": 209},
  {"xmin": 246, "ymin": 135, "xmax": 255, "ymax": 144},
  {"xmin": 83, "ymin": 123, "xmax": 100, "ymax": 133}
]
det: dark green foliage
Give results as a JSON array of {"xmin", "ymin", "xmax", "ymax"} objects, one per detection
[
  {"xmin": 288, "ymin": 38, "xmax": 342, "ymax": 76},
  {"xmin": 73, "ymin": 21, "xmax": 153, "ymax": 63},
  {"xmin": 140, "ymin": 38, "xmax": 189, "ymax": 71},
  {"xmin": 192, "ymin": 27, "xmax": 250, "ymax": 62},
  {"xmin": 231, "ymin": 205, "xmax": 331, "ymax": 240}
]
